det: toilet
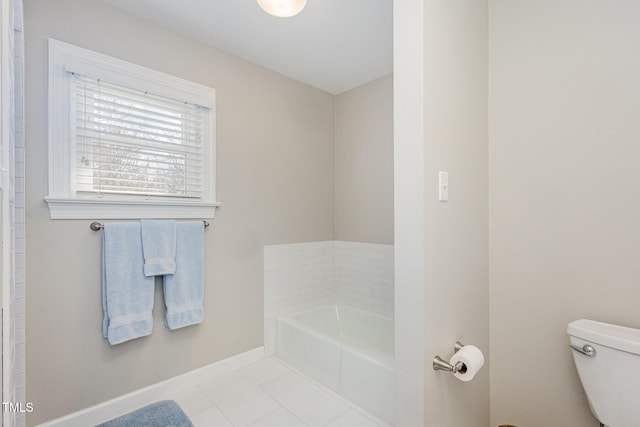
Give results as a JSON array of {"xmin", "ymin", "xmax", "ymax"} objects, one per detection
[{"xmin": 567, "ymin": 319, "xmax": 640, "ymax": 427}]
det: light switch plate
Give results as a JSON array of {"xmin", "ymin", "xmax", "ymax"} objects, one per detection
[{"xmin": 439, "ymin": 171, "xmax": 449, "ymax": 202}]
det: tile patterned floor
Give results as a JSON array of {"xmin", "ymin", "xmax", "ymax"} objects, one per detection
[{"xmin": 166, "ymin": 357, "xmax": 391, "ymax": 427}]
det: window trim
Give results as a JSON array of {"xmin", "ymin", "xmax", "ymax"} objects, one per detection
[{"xmin": 45, "ymin": 39, "xmax": 220, "ymax": 219}]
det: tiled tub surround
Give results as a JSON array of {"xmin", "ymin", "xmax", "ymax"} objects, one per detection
[
  {"xmin": 264, "ymin": 241, "xmax": 394, "ymax": 356},
  {"xmin": 264, "ymin": 241, "xmax": 394, "ymax": 424},
  {"xmin": 276, "ymin": 305, "xmax": 394, "ymax": 424},
  {"xmin": 264, "ymin": 241, "xmax": 336, "ymax": 356}
]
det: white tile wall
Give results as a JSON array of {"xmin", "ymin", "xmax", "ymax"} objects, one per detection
[
  {"xmin": 334, "ymin": 241, "xmax": 394, "ymax": 318},
  {"xmin": 14, "ymin": 6, "xmax": 26, "ymax": 426},
  {"xmin": 264, "ymin": 242, "xmax": 335, "ymax": 356},
  {"xmin": 14, "ymin": 3, "xmax": 26, "ymax": 425},
  {"xmin": 263, "ymin": 241, "xmax": 393, "ymax": 356}
]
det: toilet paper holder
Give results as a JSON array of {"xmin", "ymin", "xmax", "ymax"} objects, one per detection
[{"xmin": 433, "ymin": 341, "xmax": 466, "ymax": 373}]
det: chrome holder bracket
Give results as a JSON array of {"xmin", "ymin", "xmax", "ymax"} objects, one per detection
[{"xmin": 433, "ymin": 341, "xmax": 466, "ymax": 373}]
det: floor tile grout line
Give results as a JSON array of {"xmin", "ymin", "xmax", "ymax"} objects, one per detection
[
  {"xmin": 187, "ymin": 382, "xmax": 237, "ymax": 426},
  {"xmin": 269, "ymin": 357, "xmax": 388, "ymax": 426},
  {"xmin": 241, "ymin": 357, "xmax": 297, "ymax": 388},
  {"xmin": 245, "ymin": 406, "xmax": 311, "ymax": 427},
  {"xmin": 217, "ymin": 405, "xmax": 235, "ymax": 427},
  {"xmin": 186, "ymin": 355, "xmax": 388, "ymax": 427},
  {"xmin": 256, "ymin": 368, "xmax": 371, "ymax": 427},
  {"xmin": 238, "ymin": 361, "xmax": 297, "ymax": 426},
  {"xmin": 194, "ymin": 364, "xmax": 293, "ymax": 427},
  {"xmin": 321, "ymin": 406, "xmax": 352, "ymax": 426}
]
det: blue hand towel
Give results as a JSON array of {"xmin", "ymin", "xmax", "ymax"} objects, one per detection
[
  {"xmin": 141, "ymin": 220, "xmax": 177, "ymax": 276},
  {"xmin": 102, "ymin": 222, "xmax": 155, "ymax": 345},
  {"xmin": 163, "ymin": 221, "xmax": 205, "ymax": 330}
]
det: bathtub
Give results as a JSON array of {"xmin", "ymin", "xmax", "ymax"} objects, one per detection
[{"xmin": 275, "ymin": 304, "xmax": 395, "ymax": 424}]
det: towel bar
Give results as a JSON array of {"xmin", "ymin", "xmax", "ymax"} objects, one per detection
[{"xmin": 90, "ymin": 221, "xmax": 209, "ymax": 231}]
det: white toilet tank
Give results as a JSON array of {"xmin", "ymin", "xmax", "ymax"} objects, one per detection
[{"xmin": 567, "ymin": 319, "xmax": 640, "ymax": 427}]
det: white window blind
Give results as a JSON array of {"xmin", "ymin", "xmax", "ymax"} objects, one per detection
[
  {"xmin": 46, "ymin": 39, "xmax": 218, "ymax": 219},
  {"xmin": 72, "ymin": 72, "xmax": 207, "ymax": 200}
]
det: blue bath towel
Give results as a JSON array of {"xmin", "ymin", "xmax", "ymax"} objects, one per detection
[
  {"xmin": 141, "ymin": 220, "xmax": 177, "ymax": 276},
  {"xmin": 163, "ymin": 221, "xmax": 205, "ymax": 330},
  {"xmin": 102, "ymin": 222, "xmax": 155, "ymax": 345}
]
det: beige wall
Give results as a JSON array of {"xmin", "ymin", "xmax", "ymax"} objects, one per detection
[
  {"xmin": 489, "ymin": 1, "xmax": 640, "ymax": 426},
  {"xmin": 24, "ymin": 0, "xmax": 334, "ymax": 424},
  {"xmin": 422, "ymin": 0, "xmax": 489, "ymax": 425},
  {"xmin": 394, "ymin": 0, "xmax": 489, "ymax": 425},
  {"xmin": 334, "ymin": 74, "xmax": 393, "ymax": 245},
  {"xmin": 29, "ymin": 1, "xmax": 639, "ymax": 426}
]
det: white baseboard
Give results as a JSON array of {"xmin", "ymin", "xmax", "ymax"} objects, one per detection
[{"xmin": 36, "ymin": 347, "xmax": 264, "ymax": 427}]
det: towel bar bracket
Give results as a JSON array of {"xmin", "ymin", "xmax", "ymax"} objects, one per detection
[
  {"xmin": 90, "ymin": 221, "xmax": 103, "ymax": 231},
  {"xmin": 90, "ymin": 220, "xmax": 209, "ymax": 231}
]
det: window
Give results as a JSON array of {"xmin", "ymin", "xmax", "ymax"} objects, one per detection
[{"xmin": 45, "ymin": 39, "xmax": 219, "ymax": 219}]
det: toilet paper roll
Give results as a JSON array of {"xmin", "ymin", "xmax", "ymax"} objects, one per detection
[{"xmin": 450, "ymin": 345, "xmax": 485, "ymax": 382}]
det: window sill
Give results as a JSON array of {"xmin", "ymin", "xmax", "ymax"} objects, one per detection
[{"xmin": 44, "ymin": 197, "xmax": 221, "ymax": 220}]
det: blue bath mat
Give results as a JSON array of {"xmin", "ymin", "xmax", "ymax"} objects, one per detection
[{"xmin": 95, "ymin": 400, "xmax": 193, "ymax": 427}]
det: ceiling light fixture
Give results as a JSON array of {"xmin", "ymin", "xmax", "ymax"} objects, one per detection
[{"xmin": 257, "ymin": 0, "xmax": 307, "ymax": 18}]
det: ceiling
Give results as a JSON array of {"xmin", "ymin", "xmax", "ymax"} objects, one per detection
[{"xmin": 100, "ymin": 0, "xmax": 393, "ymax": 95}]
